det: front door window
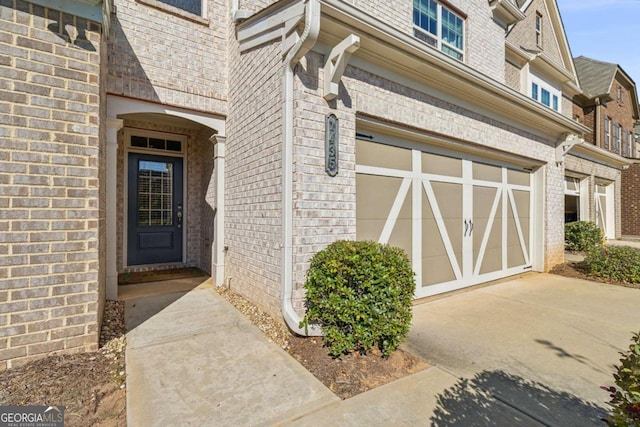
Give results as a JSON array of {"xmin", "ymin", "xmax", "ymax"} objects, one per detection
[{"xmin": 137, "ymin": 161, "xmax": 174, "ymax": 226}]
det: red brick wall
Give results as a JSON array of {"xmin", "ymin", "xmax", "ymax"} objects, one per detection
[
  {"xmin": 622, "ymin": 163, "xmax": 640, "ymax": 236},
  {"xmin": 598, "ymin": 74, "xmax": 637, "ymax": 156}
]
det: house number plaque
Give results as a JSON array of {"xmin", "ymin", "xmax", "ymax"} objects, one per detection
[{"xmin": 325, "ymin": 114, "xmax": 338, "ymax": 177}]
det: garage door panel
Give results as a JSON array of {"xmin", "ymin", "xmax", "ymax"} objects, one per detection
[
  {"xmin": 421, "ymin": 184, "xmax": 461, "ymax": 286},
  {"xmin": 512, "ymin": 190, "xmax": 531, "ymax": 252},
  {"xmin": 508, "ymin": 169, "xmax": 530, "ymax": 186},
  {"xmin": 473, "ymin": 162, "xmax": 501, "ymax": 182},
  {"xmin": 422, "ymin": 152, "xmax": 462, "ymax": 177},
  {"xmin": 387, "ymin": 189, "xmax": 413, "ymax": 261},
  {"xmin": 474, "ymin": 186, "xmax": 503, "ymax": 276},
  {"xmin": 355, "ymin": 138, "xmax": 533, "ymax": 298},
  {"xmin": 356, "ymin": 139, "xmax": 411, "ymax": 170},
  {"xmin": 507, "ymin": 203, "xmax": 526, "ymax": 269},
  {"xmin": 423, "ymin": 255, "xmax": 457, "ymax": 287},
  {"xmin": 356, "ymin": 174, "xmax": 404, "ymax": 242}
]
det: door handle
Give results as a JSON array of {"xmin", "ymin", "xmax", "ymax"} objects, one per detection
[
  {"xmin": 464, "ymin": 219, "xmax": 469, "ymax": 237},
  {"xmin": 177, "ymin": 203, "xmax": 183, "ymax": 228},
  {"xmin": 469, "ymin": 220, "xmax": 474, "ymax": 235}
]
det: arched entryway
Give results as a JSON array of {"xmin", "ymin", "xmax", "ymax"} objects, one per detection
[{"xmin": 105, "ymin": 95, "xmax": 226, "ymax": 300}]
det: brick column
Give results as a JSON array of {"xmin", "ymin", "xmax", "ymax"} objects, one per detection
[{"xmin": 106, "ymin": 118, "xmax": 123, "ymax": 300}]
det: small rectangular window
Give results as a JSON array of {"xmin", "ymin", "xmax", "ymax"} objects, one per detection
[
  {"xmin": 552, "ymin": 95, "xmax": 559, "ymax": 111},
  {"xmin": 535, "ymin": 12, "xmax": 542, "ymax": 47},
  {"xmin": 532, "ymin": 83, "xmax": 539, "ymax": 101},
  {"xmin": 541, "ymin": 88, "xmax": 550, "ymax": 106},
  {"xmin": 604, "ymin": 117, "xmax": 611, "ymax": 150}
]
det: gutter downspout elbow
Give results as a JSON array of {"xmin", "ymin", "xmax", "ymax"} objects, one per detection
[{"xmin": 281, "ymin": 0, "xmax": 322, "ymax": 336}]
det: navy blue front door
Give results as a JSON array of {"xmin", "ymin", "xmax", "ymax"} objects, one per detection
[{"xmin": 127, "ymin": 153, "xmax": 184, "ymax": 266}]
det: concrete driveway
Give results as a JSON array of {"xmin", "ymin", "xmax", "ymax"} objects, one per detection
[{"xmin": 404, "ymin": 273, "xmax": 640, "ymax": 426}]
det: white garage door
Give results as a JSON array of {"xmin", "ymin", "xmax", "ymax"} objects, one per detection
[{"xmin": 356, "ymin": 139, "xmax": 533, "ymax": 299}]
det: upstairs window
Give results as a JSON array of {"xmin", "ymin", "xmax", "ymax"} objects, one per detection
[
  {"xmin": 530, "ymin": 74, "xmax": 560, "ymax": 111},
  {"xmin": 158, "ymin": 0, "xmax": 204, "ymax": 16},
  {"xmin": 604, "ymin": 116, "xmax": 611, "ymax": 150},
  {"xmin": 613, "ymin": 123, "xmax": 621, "ymax": 154},
  {"xmin": 413, "ymin": 0, "xmax": 465, "ymax": 61},
  {"xmin": 535, "ymin": 12, "xmax": 542, "ymax": 47}
]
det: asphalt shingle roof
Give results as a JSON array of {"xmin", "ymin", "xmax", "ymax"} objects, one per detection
[{"xmin": 574, "ymin": 56, "xmax": 617, "ymax": 98}]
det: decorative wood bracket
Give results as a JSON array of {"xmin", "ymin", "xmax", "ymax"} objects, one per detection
[
  {"xmin": 323, "ymin": 34, "xmax": 360, "ymax": 101},
  {"xmin": 556, "ymin": 134, "xmax": 583, "ymax": 165}
]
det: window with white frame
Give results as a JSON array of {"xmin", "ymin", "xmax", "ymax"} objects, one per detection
[
  {"xmin": 564, "ymin": 176, "xmax": 582, "ymax": 223},
  {"xmin": 157, "ymin": 0, "xmax": 205, "ymax": 16},
  {"xmin": 535, "ymin": 12, "xmax": 542, "ymax": 47},
  {"xmin": 604, "ymin": 116, "xmax": 611, "ymax": 150},
  {"xmin": 613, "ymin": 123, "xmax": 621, "ymax": 154},
  {"xmin": 413, "ymin": 0, "xmax": 465, "ymax": 61},
  {"xmin": 529, "ymin": 73, "xmax": 561, "ymax": 111}
]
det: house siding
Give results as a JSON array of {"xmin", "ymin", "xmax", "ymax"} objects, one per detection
[{"xmin": 0, "ymin": 0, "xmax": 103, "ymax": 369}]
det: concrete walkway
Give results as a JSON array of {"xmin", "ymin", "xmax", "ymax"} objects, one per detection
[
  {"xmin": 126, "ymin": 274, "xmax": 640, "ymax": 426},
  {"xmin": 125, "ymin": 279, "xmax": 338, "ymax": 426}
]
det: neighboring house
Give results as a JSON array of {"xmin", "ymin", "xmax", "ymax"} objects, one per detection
[
  {"xmin": 572, "ymin": 56, "xmax": 639, "ymax": 237},
  {"xmin": 1, "ymin": 0, "xmax": 596, "ymax": 368}
]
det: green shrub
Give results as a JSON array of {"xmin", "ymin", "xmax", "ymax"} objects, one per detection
[
  {"xmin": 585, "ymin": 245, "xmax": 640, "ymax": 284},
  {"xmin": 300, "ymin": 240, "xmax": 415, "ymax": 357},
  {"xmin": 564, "ymin": 221, "xmax": 604, "ymax": 252},
  {"xmin": 603, "ymin": 331, "xmax": 640, "ymax": 426}
]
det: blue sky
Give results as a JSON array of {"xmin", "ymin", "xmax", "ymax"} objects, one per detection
[{"xmin": 557, "ymin": 0, "xmax": 640, "ymax": 86}]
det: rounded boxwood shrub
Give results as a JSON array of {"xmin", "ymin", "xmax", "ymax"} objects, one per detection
[
  {"xmin": 585, "ymin": 245, "xmax": 640, "ymax": 284},
  {"xmin": 603, "ymin": 331, "xmax": 640, "ymax": 426},
  {"xmin": 300, "ymin": 240, "xmax": 415, "ymax": 357},
  {"xmin": 565, "ymin": 221, "xmax": 604, "ymax": 253}
]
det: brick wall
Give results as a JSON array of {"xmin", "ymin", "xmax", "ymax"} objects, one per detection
[
  {"xmin": 0, "ymin": 1, "xmax": 103, "ymax": 369},
  {"xmin": 352, "ymin": 0, "xmax": 505, "ymax": 81},
  {"xmin": 224, "ymin": 20, "xmax": 284, "ymax": 317},
  {"xmin": 597, "ymin": 74, "xmax": 637, "ymax": 156},
  {"xmin": 107, "ymin": 0, "xmax": 228, "ymax": 115},
  {"xmin": 507, "ymin": 0, "xmax": 564, "ymax": 68},
  {"xmin": 622, "ymin": 163, "xmax": 640, "ymax": 236}
]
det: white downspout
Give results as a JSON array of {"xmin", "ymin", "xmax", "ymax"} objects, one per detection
[{"xmin": 281, "ymin": 0, "xmax": 322, "ymax": 336}]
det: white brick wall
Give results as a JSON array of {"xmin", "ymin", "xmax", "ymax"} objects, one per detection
[
  {"xmin": 107, "ymin": 0, "xmax": 228, "ymax": 115},
  {"xmin": 0, "ymin": 1, "xmax": 103, "ymax": 369}
]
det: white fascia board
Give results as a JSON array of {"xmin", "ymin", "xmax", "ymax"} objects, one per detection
[
  {"xmin": 490, "ymin": 0, "xmax": 526, "ymax": 27},
  {"xmin": 28, "ymin": 0, "xmax": 104, "ymax": 22},
  {"xmin": 570, "ymin": 143, "xmax": 633, "ymax": 170},
  {"xmin": 319, "ymin": 0, "xmax": 589, "ymax": 139}
]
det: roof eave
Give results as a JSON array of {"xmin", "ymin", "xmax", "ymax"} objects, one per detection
[{"xmin": 319, "ymin": 0, "xmax": 588, "ymax": 139}]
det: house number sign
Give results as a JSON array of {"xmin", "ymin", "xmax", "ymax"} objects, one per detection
[{"xmin": 325, "ymin": 114, "xmax": 339, "ymax": 177}]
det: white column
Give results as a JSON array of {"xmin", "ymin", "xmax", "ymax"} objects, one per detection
[
  {"xmin": 211, "ymin": 135, "xmax": 226, "ymax": 286},
  {"xmin": 106, "ymin": 118, "xmax": 123, "ymax": 300}
]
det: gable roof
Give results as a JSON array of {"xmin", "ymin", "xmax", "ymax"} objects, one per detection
[
  {"xmin": 506, "ymin": 0, "xmax": 581, "ymax": 92},
  {"xmin": 574, "ymin": 56, "xmax": 640, "ymax": 119},
  {"xmin": 573, "ymin": 56, "xmax": 618, "ymax": 98}
]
